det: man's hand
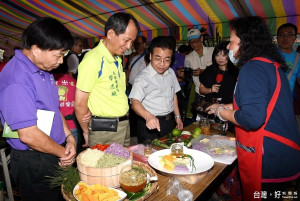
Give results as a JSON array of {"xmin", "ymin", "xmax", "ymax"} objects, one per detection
[
  {"xmin": 59, "ymin": 135, "xmax": 76, "ymax": 166},
  {"xmin": 82, "ymin": 131, "xmax": 89, "ymax": 147},
  {"xmin": 74, "ymin": 89, "xmax": 90, "ymax": 147},
  {"xmin": 145, "ymin": 113, "xmax": 161, "ymax": 132},
  {"xmin": 131, "ymin": 98, "xmax": 161, "ymax": 132},
  {"xmin": 176, "ymin": 68, "xmax": 185, "ymax": 83},
  {"xmin": 192, "ymin": 68, "xmax": 201, "ymax": 76},
  {"xmin": 177, "ymin": 68, "xmax": 185, "ymax": 79},
  {"xmin": 82, "ymin": 110, "xmax": 92, "ymax": 123},
  {"xmin": 175, "ymin": 118, "xmax": 183, "ymax": 130}
]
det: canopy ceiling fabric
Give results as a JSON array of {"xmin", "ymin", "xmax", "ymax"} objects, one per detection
[{"xmin": 0, "ymin": 0, "xmax": 300, "ymax": 51}]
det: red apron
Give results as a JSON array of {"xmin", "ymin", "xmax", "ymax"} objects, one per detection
[{"xmin": 233, "ymin": 57, "xmax": 300, "ymax": 201}]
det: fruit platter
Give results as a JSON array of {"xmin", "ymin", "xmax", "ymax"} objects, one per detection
[
  {"xmin": 152, "ymin": 128, "xmax": 201, "ymax": 149},
  {"xmin": 148, "ymin": 145, "xmax": 214, "ymax": 175}
]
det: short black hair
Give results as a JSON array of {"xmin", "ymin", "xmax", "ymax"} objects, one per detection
[
  {"xmin": 148, "ymin": 36, "xmax": 175, "ymax": 54},
  {"xmin": 22, "ymin": 17, "xmax": 73, "ymax": 50},
  {"xmin": 277, "ymin": 23, "xmax": 298, "ymax": 35},
  {"xmin": 105, "ymin": 12, "xmax": 140, "ymax": 36},
  {"xmin": 177, "ymin": 44, "xmax": 188, "ymax": 54}
]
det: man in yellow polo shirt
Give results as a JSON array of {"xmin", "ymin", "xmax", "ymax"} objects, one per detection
[{"xmin": 75, "ymin": 12, "xmax": 140, "ymax": 147}]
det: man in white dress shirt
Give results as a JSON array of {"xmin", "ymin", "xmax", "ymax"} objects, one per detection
[{"xmin": 129, "ymin": 36, "xmax": 183, "ymax": 143}]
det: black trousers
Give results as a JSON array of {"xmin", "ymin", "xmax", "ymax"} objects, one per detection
[
  {"xmin": 136, "ymin": 114, "xmax": 175, "ymax": 143},
  {"xmin": 10, "ymin": 149, "xmax": 64, "ymax": 201}
]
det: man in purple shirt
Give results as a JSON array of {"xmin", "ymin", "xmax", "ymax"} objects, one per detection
[{"xmin": 0, "ymin": 18, "xmax": 76, "ymax": 201}]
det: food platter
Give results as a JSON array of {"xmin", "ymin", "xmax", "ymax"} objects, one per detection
[
  {"xmin": 73, "ymin": 181, "xmax": 127, "ymax": 201},
  {"xmin": 148, "ymin": 149, "xmax": 214, "ymax": 175}
]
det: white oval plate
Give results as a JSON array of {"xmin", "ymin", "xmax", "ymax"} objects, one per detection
[
  {"xmin": 73, "ymin": 181, "xmax": 126, "ymax": 201},
  {"xmin": 148, "ymin": 148, "xmax": 214, "ymax": 175}
]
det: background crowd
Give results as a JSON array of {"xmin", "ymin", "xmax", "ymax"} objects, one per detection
[{"xmin": 0, "ymin": 12, "xmax": 300, "ymax": 201}]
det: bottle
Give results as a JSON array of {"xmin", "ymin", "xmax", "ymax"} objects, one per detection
[
  {"xmin": 171, "ymin": 143, "xmax": 183, "ymax": 156},
  {"xmin": 200, "ymin": 118, "xmax": 210, "ymax": 134}
]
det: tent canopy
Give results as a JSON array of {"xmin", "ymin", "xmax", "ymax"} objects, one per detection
[{"xmin": 1, "ymin": 0, "xmax": 300, "ymax": 51}]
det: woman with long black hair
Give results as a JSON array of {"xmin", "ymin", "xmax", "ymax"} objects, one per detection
[
  {"xmin": 207, "ymin": 16, "xmax": 300, "ymax": 201},
  {"xmin": 199, "ymin": 41, "xmax": 238, "ymax": 104}
]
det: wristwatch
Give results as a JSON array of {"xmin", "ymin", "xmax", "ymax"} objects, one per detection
[{"xmin": 175, "ymin": 115, "xmax": 181, "ymax": 119}]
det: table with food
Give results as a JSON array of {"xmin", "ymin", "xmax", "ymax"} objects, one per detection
[{"xmin": 58, "ymin": 121, "xmax": 237, "ymax": 201}]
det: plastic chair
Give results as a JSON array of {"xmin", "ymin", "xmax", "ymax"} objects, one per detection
[{"xmin": 0, "ymin": 147, "xmax": 14, "ymax": 201}]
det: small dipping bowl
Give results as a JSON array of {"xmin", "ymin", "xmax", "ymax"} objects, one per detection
[{"xmin": 119, "ymin": 164, "xmax": 147, "ymax": 193}]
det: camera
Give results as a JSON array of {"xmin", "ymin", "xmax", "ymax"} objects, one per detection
[{"xmin": 184, "ymin": 67, "xmax": 193, "ymax": 77}]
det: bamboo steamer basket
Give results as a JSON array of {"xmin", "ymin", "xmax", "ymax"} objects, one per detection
[{"xmin": 76, "ymin": 149, "xmax": 133, "ymax": 188}]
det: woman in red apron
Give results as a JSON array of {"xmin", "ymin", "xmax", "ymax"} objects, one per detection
[{"xmin": 207, "ymin": 16, "xmax": 300, "ymax": 201}]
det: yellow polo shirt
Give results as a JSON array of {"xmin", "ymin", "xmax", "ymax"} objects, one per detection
[{"xmin": 76, "ymin": 40, "xmax": 128, "ymax": 117}]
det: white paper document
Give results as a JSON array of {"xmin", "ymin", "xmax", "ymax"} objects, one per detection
[
  {"xmin": 3, "ymin": 109, "xmax": 55, "ymax": 138},
  {"xmin": 36, "ymin": 109, "xmax": 55, "ymax": 136}
]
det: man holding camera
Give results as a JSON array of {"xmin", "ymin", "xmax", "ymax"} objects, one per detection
[{"xmin": 185, "ymin": 28, "xmax": 214, "ymax": 101}]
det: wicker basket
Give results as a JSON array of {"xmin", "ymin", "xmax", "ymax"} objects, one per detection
[{"xmin": 76, "ymin": 149, "xmax": 133, "ymax": 188}]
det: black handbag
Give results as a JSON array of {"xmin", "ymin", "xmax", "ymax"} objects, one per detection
[{"xmin": 91, "ymin": 117, "xmax": 118, "ymax": 132}]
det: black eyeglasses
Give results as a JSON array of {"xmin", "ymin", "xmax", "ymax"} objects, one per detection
[
  {"xmin": 277, "ymin": 33, "xmax": 296, "ymax": 39},
  {"xmin": 152, "ymin": 56, "xmax": 171, "ymax": 64}
]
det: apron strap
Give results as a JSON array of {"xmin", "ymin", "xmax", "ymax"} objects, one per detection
[
  {"xmin": 264, "ymin": 130, "xmax": 300, "ymax": 151},
  {"xmin": 251, "ymin": 57, "xmax": 281, "ymax": 123}
]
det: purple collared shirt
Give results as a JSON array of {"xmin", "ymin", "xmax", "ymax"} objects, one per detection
[{"xmin": 0, "ymin": 50, "xmax": 65, "ymax": 150}]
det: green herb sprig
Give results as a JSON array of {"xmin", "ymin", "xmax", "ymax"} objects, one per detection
[{"xmin": 47, "ymin": 166, "xmax": 80, "ymax": 196}]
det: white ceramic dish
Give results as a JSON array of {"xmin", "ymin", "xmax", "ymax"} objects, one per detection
[
  {"xmin": 148, "ymin": 148, "xmax": 214, "ymax": 175},
  {"xmin": 73, "ymin": 181, "xmax": 127, "ymax": 201}
]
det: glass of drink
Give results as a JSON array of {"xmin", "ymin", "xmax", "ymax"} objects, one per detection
[
  {"xmin": 200, "ymin": 118, "xmax": 210, "ymax": 134},
  {"xmin": 143, "ymin": 139, "xmax": 152, "ymax": 157}
]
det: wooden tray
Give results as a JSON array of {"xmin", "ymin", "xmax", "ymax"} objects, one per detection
[{"xmin": 62, "ymin": 161, "xmax": 158, "ymax": 201}]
